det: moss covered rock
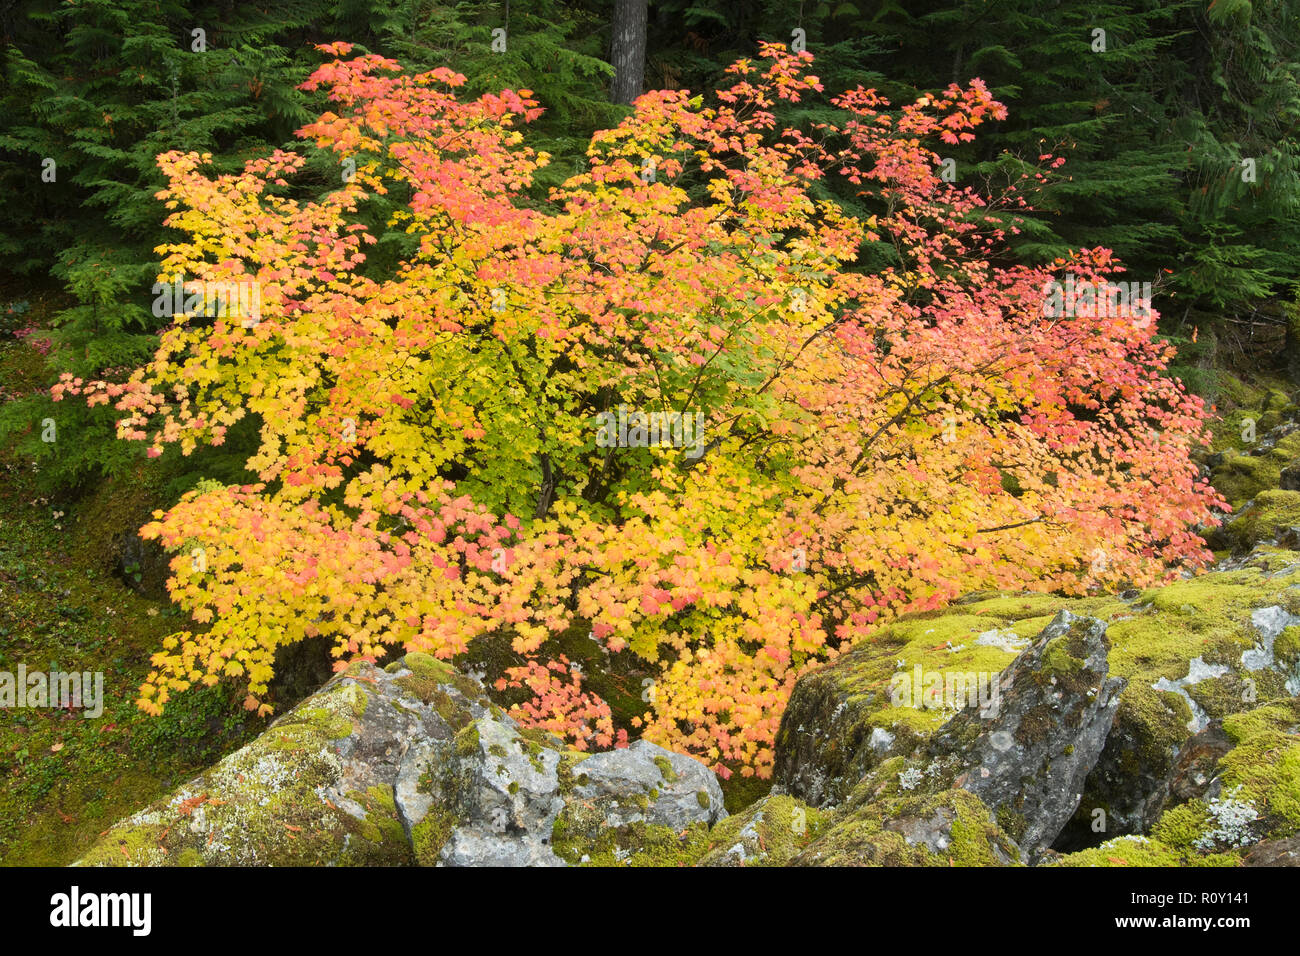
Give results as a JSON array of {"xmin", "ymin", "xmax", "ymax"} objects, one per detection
[
  {"xmin": 774, "ymin": 592, "xmax": 1109, "ymax": 807},
  {"xmin": 1209, "ymin": 428, "xmax": 1300, "ymax": 510},
  {"xmin": 428, "ymin": 723, "xmax": 727, "ymax": 866},
  {"xmin": 696, "ymin": 794, "xmax": 828, "ymax": 866},
  {"xmin": 77, "ymin": 653, "xmax": 727, "ymax": 867},
  {"xmin": 792, "ymin": 789, "xmax": 1021, "ymax": 866},
  {"xmin": 1220, "ymin": 489, "xmax": 1300, "ymax": 552},
  {"xmin": 75, "ymin": 659, "xmax": 475, "ymax": 866},
  {"xmin": 776, "ymin": 548, "xmax": 1300, "ymax": 863},
  {"xmin": 801, "ymin": 611, "xmax": 1125, "ymax": 861},
  {"xmin": 1053, "ymin": 702, "xmax": 1300, "ymax": 867}
]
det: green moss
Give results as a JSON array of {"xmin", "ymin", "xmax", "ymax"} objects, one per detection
[
  {"xmin": 345, "ymin": 784, "xmax": 408, "ymax": 851},
  {"xmin": 1274, "ymin": 626, "xmax": 1300, "ymax": 670},
  {"xmin": 404, "ymin": 652, "xmax": 457, "ymax": 684},
  {"xmin": 1122, "ymin": 700, "xmax": 1300, "ymax": 860},
  {"xmin": 946, "ymin": 790, "xmax": 1021, "ymax": 866},
  {"xmin": 1116, "ymin": 685, "xmax": 1191, "ymax": 773},
  {"xmin": 1210, "ymin": 431, "xmax": 1300, "ymax": 508},
  {"xmin": 996, "ymin": 805, "xmax": 1027, "ymax": 844},
  {"xmin": 1038, "ymin": 634, "xmax": 1086, "ymax": 681},
  {"xmin": 1224, "ymin": 489, "xmax": 1300, "ymax": 551},
  {"xmin": 1106, "ymin": 570, "xmax": 1292, "ymax": 687},
  {"xmin": 653, "ymin": 755, "xmax": 679, "ymax": 784},
  {"xmin": 629, "ymin": 821, "xmax": 714, "ymax": 866},
  {"xmin": 1053, "ymin": 835, "xmax": 1240, "ymax": 867},
  {"xmin": 1212, "ymin": 453, "xmax": 1275, "ymax": 508},
  {"xmin": 517, "ymin": 738, "xmax": 546, "ymax": 772},
  {"xmin": 696, "ymin": 790, "xmax": 710, "ymax": 809},
  {"xmin": 1153, "ymin": 800, "xmax": 1214, "ymax": 851},
  {"xmin": 393, "ymin": 652, "xmax": 483, "ymax": 709},
  {"xmin": 433, "ymin": 689, "xmax": 474, "ymax": 730},
  {"xmin": 796, "ymin": 790, "xmax": 1018, "ymax": 866},
  {"xmin": 701, "ymin": 794, "xmax": 828, "ymax": 866},
  {"xmin": 1218, "ymin": 702, "xmax": 1300, "ymax": 835},
  {"xmin": 1221, "ymin": 700, "xmax": 1300, "ymax": 741},
  {"xmin": 552, "ymin": 806, "xmax": 713, "ymax": 867},
  {"xmin": 411, "ymin": 806, "xmax": 456, "ymax": 866},
  {"xmin": 555, "ymin": 751, "xmax": 591, "ymax": 796},
  {"xmin": 1187, "ymin": 674, "xmax": 1265, "ymax": 722},
  {"xmin": 454, "ymin": 724, "xmax": 481, "ymax": 759},
  {"xmin": 73, "ymin": 822, "xmax": 171, "ymax": 867},
  {"xmin": 0, "ymin": 430, "xmax": 268, "ymax": 865},
  {"xmin": 344, "ymin": 681, "xmax": 368, "ymax": 718},
  {"xmin": 285, "ymin": 706, "xmax": 354, "ymax": 742}
]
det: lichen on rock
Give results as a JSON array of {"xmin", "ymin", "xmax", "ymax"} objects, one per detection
[{"xmin": 78, "ymin": 655, "xmax": 728, "ymax": 868}]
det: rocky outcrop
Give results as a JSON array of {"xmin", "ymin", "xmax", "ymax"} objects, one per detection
[
  {"xmin": 926, "ymin": 611, "xmax": 1125, "ymax": 856},
  {"xmin": 793, "ymin": 789, "xmax": 1021, "ymax": 866},
  {"xmin": 1207, "ymin": 422, "xmax": 1300, "ymax": 511},
  {"xmin": 1217, "ymin": 490, "xmax": 1300, "ymax": 553},
  {"xmin": 773, "ymin": 545, "xmax": 1300, "ymax": 866},
  {"xmin": 697, "ymin": 794, "xmax": 828, "ymax": 866},
  {"xmin": 76, "ymin": 653, "xmax": 725, "ymax": 867},
  {"xmin": 1050, "ymin": 697, "xmax": 1300, "ymax": 866},
  {"xmin": 774, "ymin": 595, "xmax": 1068, "ymax": 809},
  {"xmin": 793, "ymin": 611, "xmax": 1124, "ymax": 862},
  {"xmin": 77, "ymin": 418, "xmax": 1300, "ymax": 869}
]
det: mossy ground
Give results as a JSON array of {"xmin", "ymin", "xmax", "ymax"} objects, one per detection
[
  {"xmin": 1223, "ymin": 489, "xmax": 1300, "ymax": 550},
  {"xmin": 0, "ymin": 332, "xmax": 266, "ymax": 865},
  {"xmin": 1202, "ymin": 372, "xmax": 1297, "ymax": 460}
]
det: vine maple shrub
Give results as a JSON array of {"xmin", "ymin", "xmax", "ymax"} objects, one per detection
[{"xmin": 57, "ymin": 42, "xmax": 1225, "ymax": 778}]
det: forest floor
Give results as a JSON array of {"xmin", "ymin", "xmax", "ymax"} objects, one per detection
[{"xmin": 0, "ymin": 309, "xmax": 265, "ymax": 865}]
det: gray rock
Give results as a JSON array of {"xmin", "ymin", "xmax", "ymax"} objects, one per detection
[
  {"xmin": 1141, "ymin": 720, "xmax": 1234, "ymax": 828},
  {"xmin": 925, "ymin": 610, "xmax": 1127, "ymax": 858},
  {"xmin": 832, "ymin": 611, "xmax": 1125, "ymax": 862},
  {"xmin": 1243, "ymin": 834, "xmax": 1300, "ymax": 866},
  {"xmin": 77, "ymin": 653, "xmax": 725, "ymax": 867},
  {"xmin": 791, "ymin": 788, "xmax": 1021, "ymax": 866},
  {"xmin": 771, "ymin": 643, "xmax": 930, "ymax": 808},
  {"xmin": 1279, "ymin": 461, "xmax": 1300, "ymax": 492},
  {"xmin": 75, "ymin": 658, "xmax": 472, "ymax": 866},
  {"xmin": 571, "ymin": 740, "xmax": 726, "ymax": 831},
  {"xmin": 409, "ymin": 714, "xmax": 726, "ymax": 866}
]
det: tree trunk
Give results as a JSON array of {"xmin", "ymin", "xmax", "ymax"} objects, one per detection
[
  {"xmin": 1286, "ymin": 310, "xmax": 1300, "ymax": 383},
  {"xmin": 610, "ymin": 0, "xmax": 648, "ymax": 105}
]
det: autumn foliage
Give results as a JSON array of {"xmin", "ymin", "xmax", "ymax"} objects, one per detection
[{"xmin": 56, "ymin": 42, "xmax": 1225, "ymax": 778}]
